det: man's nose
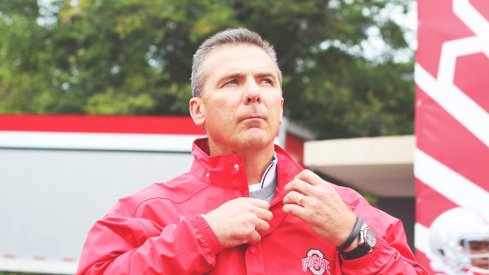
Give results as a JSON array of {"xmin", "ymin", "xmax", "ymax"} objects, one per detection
[{"xmin": 245, "ymin": 79, "xmax": 261, "ymax": 104}]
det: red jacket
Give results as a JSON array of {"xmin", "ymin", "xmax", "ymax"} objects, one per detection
[{"xmin": 78, "ymin": 138, "xmax": 428, "ymax": 274}]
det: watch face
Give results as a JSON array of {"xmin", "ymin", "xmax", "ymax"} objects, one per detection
[{"xmin": 365, "ymin": 227, "xmax": 377, "ymax": 247}]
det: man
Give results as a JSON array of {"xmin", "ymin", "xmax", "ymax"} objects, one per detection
[
  {"xmin": 78, "ymin": 28, "xmax": 428, "ymax": 274},
  {"xmin": 429, "ymin": 207, "xmax": 489, "ymax": 275}
]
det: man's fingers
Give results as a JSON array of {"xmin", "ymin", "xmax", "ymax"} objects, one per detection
[
  {"xmin": 283, "ymin": 191, "xmax": 306, "ymax": 206},
  {"xmin": 205, "ymin": 197, "xmax": 275, "ymax": 248},
  {"xmin": 248, "ymin": 198, "xmax": 272, "ymax": 221},
  {"xmin": 294, "ymin": 169, "xmax": 325, "ymax": 186},
  {"xmin": 248, "ymin": 230, "xmax": 262, "ymax": 244},
  {"xmin": 254, "ymin": 207, "xmax": 273, "ymax": 222},
  {"xmin": 254, "ymin": 217, "xmax": 270, "ymax": 234},
  {"xmin": 282, "ymin": 202, "xmax": 307, "ymax": 220},
  {"xmin": 249, "ymin": 198, "xmax": 270, "ymax": 209},
  {"xmin": 284, "ymin": 178, "xmax": 315, "ymax": 195}
]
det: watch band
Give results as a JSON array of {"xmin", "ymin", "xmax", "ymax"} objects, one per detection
[
  {"xmin": 340, "ymin": 241, "xmax": 371, "ymax": 260},
  {"xmin": 340, "ymin": 224, "xmax": 376, "ymax": 260},
  {"xmin": 337, "ymin": 216, "xmax": 363, "ymax": 251}
]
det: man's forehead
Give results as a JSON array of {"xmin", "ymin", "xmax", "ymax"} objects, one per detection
[
  {"xmin": 203, "ymin": 43, "xmax": 279, "ymax": 76},
  {"xmin": 206, "ymin": 43, "xmax": 274, "ymax": 64}
]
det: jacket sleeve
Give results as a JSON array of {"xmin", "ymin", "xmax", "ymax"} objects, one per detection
[
  {"xmin": 77, "ymin": 214, "xmax": 223, "ymax": 275},
  {"xmin": 338, "ymin": 191, "xmax": 429, "ymax": 275}
]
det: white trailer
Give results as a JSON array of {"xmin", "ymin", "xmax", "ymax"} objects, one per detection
[{"xmin": 0, "ymin": 115, "xmax": 204, "ymax": 274}]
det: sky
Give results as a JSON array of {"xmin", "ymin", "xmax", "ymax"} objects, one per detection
[{"xmin": 362, "ymin": 1, "xmax": 417, "ymax": 63}]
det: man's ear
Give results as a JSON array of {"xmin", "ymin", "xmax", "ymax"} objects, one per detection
[
  {"xmin": 279, "ymin": 97, "xmax": 284, "ymax": 124},
  {"xmin": 189, "ymin": 97, "xmax": 205, "ymax": 126}
]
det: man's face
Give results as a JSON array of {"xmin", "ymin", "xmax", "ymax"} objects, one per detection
[
  {"xmin": 190, "ymin": 44, "xmax": 283, "ymax": 155},
  {"xmin": 468, "ymin": 240, "xmax": 489, "ymax": 271}
]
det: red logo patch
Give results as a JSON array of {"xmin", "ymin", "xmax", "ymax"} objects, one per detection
[{"xmin": 302, "ymin": 249, "xmax": 330, "ymax": 274}]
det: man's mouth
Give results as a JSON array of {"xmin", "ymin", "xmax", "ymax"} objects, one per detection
[{"xmin": 241, "ymin": 115, "xmax": 265, "ymax": 122}]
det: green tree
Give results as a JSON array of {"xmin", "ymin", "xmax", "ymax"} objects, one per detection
[{"xmin": 0, "ymin": 0, "xmax": 414, "ymax": 139}]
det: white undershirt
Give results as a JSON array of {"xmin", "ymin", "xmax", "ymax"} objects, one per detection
[{"xmin": 248, "ymin": 153, "xmax": 277, "ymax": 202}]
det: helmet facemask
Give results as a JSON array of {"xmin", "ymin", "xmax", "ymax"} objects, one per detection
[{"xmin": 460, "ymin": 234, "xmax": 489, "ymax": 274}]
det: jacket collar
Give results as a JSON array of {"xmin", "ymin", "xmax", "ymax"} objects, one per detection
[
  {"xmin": 191, "ymin": 138, "xmax": 248, "ymax": 193},
  {"xmin": 190, "ymin": 138, "xmax": 303, "ymax": 197}
]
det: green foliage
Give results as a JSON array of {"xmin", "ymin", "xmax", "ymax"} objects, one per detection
[{"xmin": 0, "ymin": 0, "xmax": 414, "ymax": 138}]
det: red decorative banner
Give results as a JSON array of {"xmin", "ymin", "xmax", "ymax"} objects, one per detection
[{"xmin": 415, "ymin": 0, "xmax": 489, "ymax": 274}]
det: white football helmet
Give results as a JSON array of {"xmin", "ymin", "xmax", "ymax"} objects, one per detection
[{"xmin": 429, "ymin": 207, "xmax": 489, "ymax": 275}]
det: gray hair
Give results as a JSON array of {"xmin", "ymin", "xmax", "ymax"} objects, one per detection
[{"xmin": 191, "ymin": 28, "xmax": 282, "ymax": 97}]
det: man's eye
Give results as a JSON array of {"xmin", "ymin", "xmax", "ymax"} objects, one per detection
[
  {"xmin": 223, "ymin": 79, "xmax": 238, "ymax": 86},
  {"xmin": 261, "ymin": 78, "xmax": 273, "ymax": 86},
  {"xmin": 470, "ymin": 243, "xmax": 483, "ymax": 250}
]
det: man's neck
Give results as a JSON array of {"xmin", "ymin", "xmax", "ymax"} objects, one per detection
[{"xmin": 240, "ymin": 148, "xmax": 275, "ymax": 184}]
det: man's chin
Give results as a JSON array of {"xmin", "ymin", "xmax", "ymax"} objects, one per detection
[{"xmin": 239, "ymin": 134, "xmax": 274, "ymax": 149}]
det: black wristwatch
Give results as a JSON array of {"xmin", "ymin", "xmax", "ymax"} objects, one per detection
[{"xmin": 340, "ymin": 224, "xmax": 376, "ymax": 260}]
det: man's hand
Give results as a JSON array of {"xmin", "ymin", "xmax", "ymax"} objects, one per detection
[
  {"xmin": 282, "ymin": 170, "xmax": 357, "ymax": 248},
  {"xmin": 205, "ymin": 197, "xmax": 273, "ymax": 248}
]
